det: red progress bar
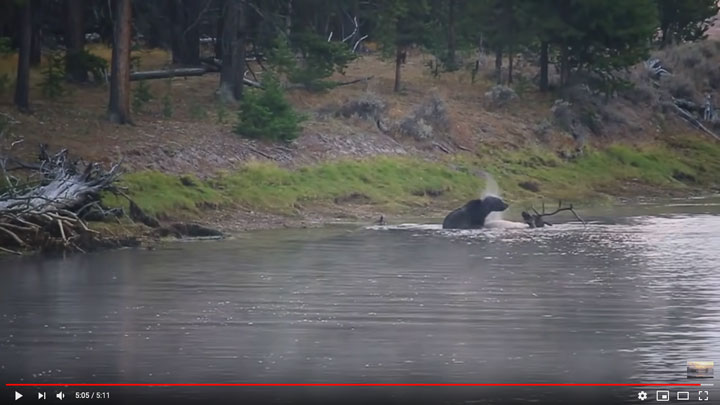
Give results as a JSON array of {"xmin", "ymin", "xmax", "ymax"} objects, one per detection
[{"xmin": 5, "ymin": 383, "xmax": 704, "ymax": 387}]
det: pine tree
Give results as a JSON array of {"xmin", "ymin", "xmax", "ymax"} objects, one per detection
[
  {"xmin": 373, "ymin": 0, "xmax": 431, "ymax": 92},
  {"xmin": 656, "ymin": 0, "xmax": 719, "ymax": 46}
]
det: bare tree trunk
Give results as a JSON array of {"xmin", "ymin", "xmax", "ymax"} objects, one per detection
[
  {"xmin": 65, "ymin": 0, "xmax": 87, "ymax": 82},
  {"xmin": 218, "ymin": 0, "xmax": 246, "ymax": 103},
  {"xmin": 494, "ymin": 47, "xmax": 502, "ymax": 85},
  {"xmin": 445, "ymin": 0, "xmax": 457, "ymax": 70},
  {"xmin": 539, "ymin": 41, "xmax": 549, "ymax": 92},
  {"xmin": 394, "ymin": 46, "xmax": 404, "ymax": 93},
  {"xmin": 171, "ymin": 0, "xmax": 200, "ymax": 66},
  {"xmin": 108, "ymin": 0, "xmax": 132, "ymax": 124},
  {"xmin": 14, "ymin": 0, "xmax": 32, "ymax": 113}
]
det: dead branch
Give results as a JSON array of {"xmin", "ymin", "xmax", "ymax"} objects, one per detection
[
  {"xmin": 333, "ymin": 75, "xmax": 374, "ymax": 87},
  {"xmin": 522, "ymin": 200, "xmax": 585, "ymax": 228},
  {"xmin": 285, "ymin": 76, "xmax": 374, "ymax": 90},
  {"xmin": 352, "ymin": 35, "xmax": 369, "ymax": 52},
  {"xmin": 0, "ymin": 246, "xmax": 21, "ymax": 255}
]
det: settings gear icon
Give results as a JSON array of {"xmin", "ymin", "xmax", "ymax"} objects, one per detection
[{"xmin": 637, "ymin": 391, "xmax": 648, "ymax": 401}]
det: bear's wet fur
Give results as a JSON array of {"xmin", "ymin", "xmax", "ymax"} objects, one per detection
[{"xmin": 442, "ymin": 196, "xmax": 509, "ymax": 229}]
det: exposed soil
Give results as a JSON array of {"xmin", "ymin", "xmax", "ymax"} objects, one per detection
[{"xmin": 1, "ymin": 47, "xmax": 719, "ymax": 247}]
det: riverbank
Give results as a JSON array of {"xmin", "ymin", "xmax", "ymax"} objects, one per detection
[
  {"xmin": 2, "ymin": 46, "xmax": 720, "ymax": 252},
  {"xmin": 94, "ymin": 133, "xmax": 720, "ymax": 240}
]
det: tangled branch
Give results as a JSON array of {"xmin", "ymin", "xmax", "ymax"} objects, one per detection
[
  {"xmin": 522, "ymin": 200, "xmax": 586, "ymax": 228},
  {"xmin": 0, "ymin": 144, "xmax": 125, "ymax": 253}
]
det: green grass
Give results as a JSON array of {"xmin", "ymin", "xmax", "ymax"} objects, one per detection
[
  {"xmin": 100, "ymin": 136, "xmax": 720, "ymax": 220},
  {"xmin": 102, "ymin": 172, "xmax": 225, "ymax": 218},
  {"xmin": 475, "ymin": 136, "xmax": 720, "ymax": 203},
  {"xmin": 104, "ymin": 157, "xmax": 486, "ymax": 217}
]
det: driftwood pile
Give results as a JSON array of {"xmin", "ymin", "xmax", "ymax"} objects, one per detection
[
  {"xmin": 0, "ymin": 144, "xmax": 225, "ymax": 255},
  {"xmin": 0, "ymin": 144, "xmax": 126, "ymax": 254},
  {"xmin": 521, "ymin": 200, "xmax": 586, "ymax": 228}
]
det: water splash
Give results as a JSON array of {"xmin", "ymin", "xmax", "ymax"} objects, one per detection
[
  {"xmin": 481, "ymin": 172, "xmax": 504, "ymax": 222},
  {"xmin": 481, "ymin": 172, "xmax": 501, "ymax": 199}
]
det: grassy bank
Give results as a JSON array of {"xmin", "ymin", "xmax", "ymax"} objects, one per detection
[
  {"xmin": 102, "ymin": 135, "xmax": 720, "ymax": 223},
  {"xmin": 480, "ymin": 135, "xmax": 720, "ymax": 202},
  {"xmin": 103, "ymin": 157, "xmax": 486, "ymax": 219}
]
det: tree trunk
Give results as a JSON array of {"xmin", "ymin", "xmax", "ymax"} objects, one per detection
[
  {"xmin": 539, "ymin": 41, "xmax": 549, "ymax": 92},
  {"xmin": 508, "ymin": 51, "xmax": 513, "ymax": 84},
  {"xmin": 14, "ymin": 0, "xmax": 32, "ymax": 112},
  {"xmin": 171, "ymin": 0, "xmax": 201, "ymax": 66},
  {"xmin": 285, "ymin": 0, "xmax": 292, "ymax": 37},
  {"xmin": 660, "ymin": 22, "xmax": 670, "ymax": 48},
  {"xmin": 218, "ymin": 0, "xmax": 246, "ymax": 103},
  {"xmin": 559, "ymin": 45, "xmax": 568, "ymax": 86},
  {"xmin": 446, "ymin": 0, "xmax": 456, "ymax": 71},
  {"xmin": 29, "ymin": 0, "xmax": 41, "ymax": 67},
  {"xmin": 494, "ymin": 47, "xmax": 502, "ymax": 85},
  {"xmin": 394, "ymin": 46, "xmax": 403, "ymax": 93},
  {"xmin": 108, "ymin": 0, "xmax": 132, "ymax": 124},
  {"xmin": 65, "ymin": 0, "xmax": 87, "ymax": 82},
  {"xmin": 215, "ymin": 10, "xmax": 223, "ymax": 59}
]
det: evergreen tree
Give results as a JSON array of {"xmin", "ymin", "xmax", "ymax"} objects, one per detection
[
  {"xmin": 656, "ymin": 0, "xmax": 719, "ymax": 46},
  {"xmin": 373, "ymin": 0, "xmax": 431, "ymax": 92},
  {"xmin": 564, "ymin": 0, "xmax": 658, "ymax": 78}
]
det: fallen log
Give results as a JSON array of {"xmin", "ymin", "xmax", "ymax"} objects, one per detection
[
  {"xmin": 285, "ymin": 75, "xmax": 374, "ymax": 90},
  {"xmin": 129, "ymin": 66, "xmax": 263, "ymax": 88},
  {"xmin": 672, "ymin": 102, "xmax": 720, "ymax": 141},
  {"xmin": 130, "ymin": 68, "xmax": 206, "ymax": 81}
]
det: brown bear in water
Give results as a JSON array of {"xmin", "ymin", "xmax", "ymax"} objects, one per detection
[{"xmin": 442, "ymin": 196, "xmax": 509, "ymax": 229}]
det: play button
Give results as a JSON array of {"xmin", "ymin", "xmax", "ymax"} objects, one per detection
[{"xmin": 14, "ymin": 391, "xmax": 22, "ymax": 400}]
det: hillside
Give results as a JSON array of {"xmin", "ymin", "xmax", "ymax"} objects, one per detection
[{"xmin": 1, "ymin": 41, "xmax": 720, "ymax": 236}]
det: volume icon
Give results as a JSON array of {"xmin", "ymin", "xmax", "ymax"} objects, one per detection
[{"xmin": 55, "ymin": 392, "xmax": 65, "ymax": 400}]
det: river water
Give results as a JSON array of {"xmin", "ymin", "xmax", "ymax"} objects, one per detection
[{"xmin": 1, "ymin": 197, "xmax": 718, "ymax": 404}]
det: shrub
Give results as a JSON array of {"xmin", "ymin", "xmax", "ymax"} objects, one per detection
[
  {"xmin": 396, "ymin": 93, "xmax": 451, "ymax": 140},
  {"xmin": 512, "ymin": 74, "xmax": 534, "ymax": 97},
  {"xmin": 266, "ymin": 34, "xmax": 356, "ymax": 91},
  {"xmin": 216, "ymin": 102, "xmax": 228, "ymax": 124},
  {"xmin": 0, "ymin": 74, "xmax": 11, "ymax": 96},
  {"xmin": 234, "ymin": 75, "xmax": 305, "ymax": 142},
  {"xmin": 161, "ymin": 79, "xmax": 173, "ymax": 118},
  {"xmin": 132, "ymin": 80, "xmax": 153, "ymax": 112},
  {"xmin": 663, "ymin": 74, "xmax": 697, "ymax": 101},
  {"xmin": 40, "ymin": 52, "xmax": 65, "ymax": 99},
  {"xmin": 484, "ymin": 85, "xmax": 518, "ymax": 108},
  {"xmin": 190, "ymin": 103, "xmax": 208, "ymax": 120},
  {"xmin": 0, "ymin": 37, "xmax": 11, "ymax": 54},
  {"xmin": 162, "ymin": 94, "xmax": 173, "ymax": 118},
  {"xmin": 335, "ymin": 92, "xmax": 387, "ymax": 120},
  {"xmin": 65, "ymin": 49, "xmax": 108, "ymax": 83}
]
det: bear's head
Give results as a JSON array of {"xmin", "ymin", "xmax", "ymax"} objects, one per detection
[
  {"xmin": 482, "ymin": 195, "xmax": 509, "ymax": 212},
  {"xmin": 463, "ymin": 196, "xmax": 508, "ymax": 225}
]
